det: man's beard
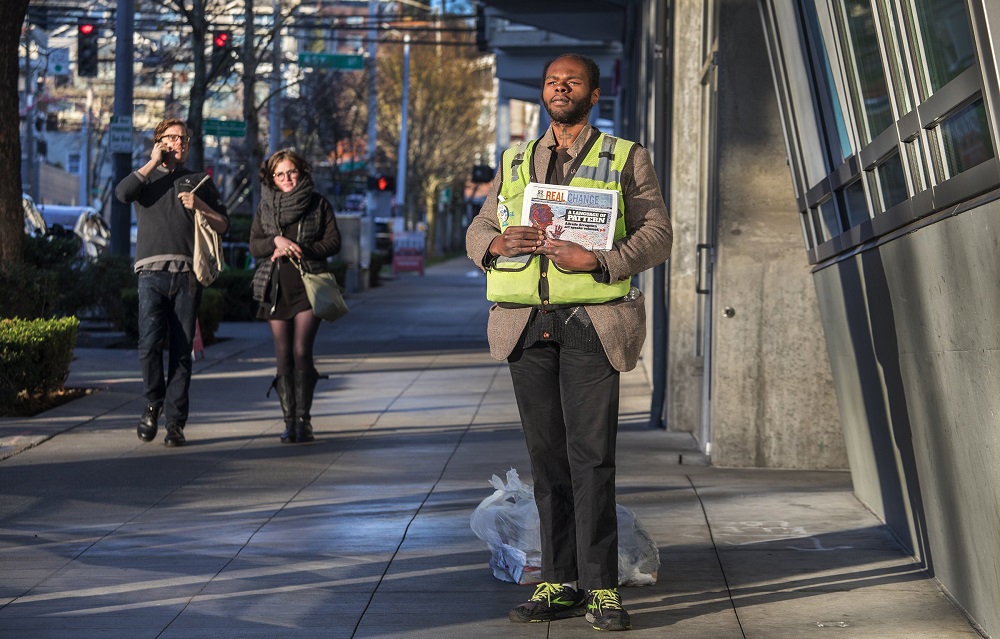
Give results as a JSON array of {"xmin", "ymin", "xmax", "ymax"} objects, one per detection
[{"xmin": 544, "ymin": 95, "xmax": 593, "ymax": 125}]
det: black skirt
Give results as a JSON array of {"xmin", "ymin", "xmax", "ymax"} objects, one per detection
[{"xmin": 257, "ymin": 258, "xmax": 312, "ymax": 320}]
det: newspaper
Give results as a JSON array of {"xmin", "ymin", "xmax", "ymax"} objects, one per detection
[{"xmin": 520, "ymin": 182, "xmax": 619, "ymax": 251}]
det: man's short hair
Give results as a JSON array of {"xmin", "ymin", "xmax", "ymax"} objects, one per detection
[
  {"xmin": 541, "ymin": 54, "xmax": 600, "ymax": 92},
  {"xmin": 154, "ymin": 118, "xmax": 189, "ymax": 141}
]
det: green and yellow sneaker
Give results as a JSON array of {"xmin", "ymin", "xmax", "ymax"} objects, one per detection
[
  {"xmin": 509, "ymin": 582, "xmax": 587, "ymax": 623},
  {"xmin": 586, "ymin": 588, "xmax": 632, "ymax": 631}
]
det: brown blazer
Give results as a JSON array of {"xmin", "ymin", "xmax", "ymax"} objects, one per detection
[{"xmin": 466, "ymin": 124, "xmax": 673, "ymax": 371}]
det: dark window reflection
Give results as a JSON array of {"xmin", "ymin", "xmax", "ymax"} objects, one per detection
[
  {"xmin": 877, "ymin": 152, "xmax": 909, "ymax": 210},
  {"xmin": 839, "ymin": 179, "xmax": 870, "ymax": 228},
  {"xmin": 820, "ymin": 199, "xmax": 841, "ymax": 240},
  {"xmin": 934, "ymin": 99, "xmax": 995, "ymax": 179},
  {"xmin": 842, "ymin": 0, "xmax": 893, "ymax": 142},
  {"xmin": 905, "ymin": 0, "xmax": 975, "ymax": 99}
]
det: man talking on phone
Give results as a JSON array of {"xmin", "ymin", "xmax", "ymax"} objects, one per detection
[{"xmin": 115, "ymin": 118, "xmax": 229, "ymax": 447}]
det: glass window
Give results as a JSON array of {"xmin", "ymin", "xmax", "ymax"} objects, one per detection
[
  {"xmin": 930, "ymin": 98, "xmax": 995, "ymax": 181},
  {"xmin": 808, "ymin": 208, "xmax": 824, "ymax": 245},
  {"xmin": 876, "ymin": 0, "xmax": 913, "ymax": 115},
  {"xmin": 804, "ymin": 2, "xmax": 851, "ymax": 161},
  {"xmin": 839, "ymin": 0, "xmax": 893, "ymax": 142},
  {"xmin": 876, "ymin": 151, "xmax": 909, "ymax": 210},
  {"xmin": 820, "ymin": 198, "xmax": 841, "ymax": 239},
  {"xmin": 904, "ymin": 0, "xmax": 975, "ymax": 100},
  {"xmin": 839, "ymin": 179, "xmax": 870, "ymax": 228},
  {"xmin": 905, "ymin": 137, "xmax": 930, "ymax": 193}
]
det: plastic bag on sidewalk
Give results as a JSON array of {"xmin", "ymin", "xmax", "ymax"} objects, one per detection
[
  {"xmin": 469, "ymin": 469, "xmax": 543, "ymax": 584},
  {"xmin": 469, "ymin": 468, "xmax": 660, "ymax": 586}
]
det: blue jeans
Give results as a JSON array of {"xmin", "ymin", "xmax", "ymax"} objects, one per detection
[{"xmin": 137, "ymin": 271, "xmax": 202, "ymax": 427}]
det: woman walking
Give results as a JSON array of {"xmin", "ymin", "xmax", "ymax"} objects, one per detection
[{"xmin": 250, "ymin": 150, "xmax": 341, "ymax": 443}]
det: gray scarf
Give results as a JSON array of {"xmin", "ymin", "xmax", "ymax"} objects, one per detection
[{"xmin": 257, "ymin": 175, "xmax": 316, "ymax": 235}]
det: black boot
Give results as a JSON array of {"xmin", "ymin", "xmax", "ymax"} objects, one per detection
[
  {"xmin": 271, "ymin": 374, "xmax": 297, "ymax": 443},
  {"xmin": 137, "ymin": 404, "xmax": 160, "ymax": 442},
  {"xmin": 293, "ymin": 368, "xmax": 319, "ymax": 443}
]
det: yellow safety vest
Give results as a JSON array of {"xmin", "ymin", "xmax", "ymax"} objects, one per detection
[{"xmin": 486, "ymin": 133, "xmax": 634, "ymax": 306}]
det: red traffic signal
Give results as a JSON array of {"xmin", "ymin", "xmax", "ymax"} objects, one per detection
[
  {"xmin": 213, "ymin": 31, "xmax": 230, "ymax": 48},
  {"xmin": 367, "ymin": 174, "xmax": 396, "ymax": 192},
  {"xmin": 77, "ymin": 22, "xmax": 99, "ymax": 77}
]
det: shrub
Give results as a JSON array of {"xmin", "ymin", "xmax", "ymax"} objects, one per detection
[
  {"xmin": 22, "ymin": 234, "xmax": 89, "ymax": 316},
  {"xmin": 0, "ymin": 262, "xmax": 59, "ymax": 319},
  {"xmin": 0, "ymin": 316, "xmax": 80, "ymax": 404},
  {"xmin": 198, "ymin": 289, "xmax": 225, "ymax": 343},
  {"xmin": 212, "ymin": 268, "xmax": 256, "ymax": 321},
  {"xmin": 80, "ymin": 254, "xmax": 137, "ymax": 324}
]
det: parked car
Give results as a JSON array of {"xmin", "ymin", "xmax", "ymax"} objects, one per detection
[
  {"xmin": 22, "ymin": 193, "xmax": 46, "ymax": 236},
  {"xmin": 30, "ymin": 203, "xmax": 111, "ymax": 259}
]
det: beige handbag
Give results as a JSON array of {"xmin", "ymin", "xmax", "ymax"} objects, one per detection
[{"xmin": 189, "ymin": 175, "xmax": 224, "ymax": 286}]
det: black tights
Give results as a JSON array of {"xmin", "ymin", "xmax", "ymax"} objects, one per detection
[{"xmin": 269, "ymin": 310, "xmax": 322, "ymax": 375}]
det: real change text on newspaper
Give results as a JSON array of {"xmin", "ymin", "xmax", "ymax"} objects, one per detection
[{"xmin": 519, "ymin": 182, "xmax": 619, "ymax": 251}]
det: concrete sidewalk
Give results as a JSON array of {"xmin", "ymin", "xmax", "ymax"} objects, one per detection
[{"xmin": 0, "ymin": 257, "xmax": 984, "ymax": 638}]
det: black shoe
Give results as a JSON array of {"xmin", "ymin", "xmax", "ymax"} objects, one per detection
[
  {"xmin": 163, "ymin": 424, "xmax": 186, "ymax": 447},
  {"xmin": 137, "ymin": 405, "xmax": 160, "ymax": 442},
  {"xmin": 509, "ymin": 582, "xmax": 586, "ymax": 623},
  {"xmin": 586, "ymin": 589, "xmax": 632, "ymax": 631}
]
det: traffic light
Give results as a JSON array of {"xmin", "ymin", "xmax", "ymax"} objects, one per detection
[
  {"xmin": 368, "ymin": 174, "xmax": 396, "ymax": 192},
  {"xmin": 77, "ymin": 22, "xmax": 99, "ymax": 77},
  {"xmin": 211, "ymin": 30, "xmax": 232, "ymax": 76}
]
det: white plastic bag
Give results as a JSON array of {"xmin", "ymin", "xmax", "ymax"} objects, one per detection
[
  {"xmin": 470, "ymin": 469, "xmax": 660, "ymax": 586},
  {"xmin": 469, "ymin": 469, "xmax": 542, "ymax": 584}
]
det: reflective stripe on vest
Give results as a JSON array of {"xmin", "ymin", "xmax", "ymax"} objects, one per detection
[{"xmin": 486, "ymin": 133, "xmax": 634, "ymax": 306}]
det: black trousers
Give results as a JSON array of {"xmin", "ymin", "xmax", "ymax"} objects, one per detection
[{"xmin": 507, "ymin": 341, "xmax": 621, "ymax": 589}]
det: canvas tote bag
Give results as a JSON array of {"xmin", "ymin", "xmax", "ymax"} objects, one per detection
[{"xmin": 189, "ymin": 175, "xmax": 224, "ymax": 286}]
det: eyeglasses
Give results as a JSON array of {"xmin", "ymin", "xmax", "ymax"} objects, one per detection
[
  {"xmin": 273, "ymin": 169, "xmax": 300, "ymax": 181},
  {"xmin": 157, "ymin": 134, "xmax": 190, "ymax": 144}
]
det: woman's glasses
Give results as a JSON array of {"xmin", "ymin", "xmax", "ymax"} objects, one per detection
[
  {"xmin": 157, "ymin": 133, "xmax": 190, "ymax": 144},
  {"xmin": 273, "ymin": 169, "xmax": 300, "ymax": 181}
]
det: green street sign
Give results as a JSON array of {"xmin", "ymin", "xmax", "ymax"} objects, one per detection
[
  {"xmin": 298, "ymin": 52, "xmax": 364, "ymax": 70},
  {"xmin": 204, "ymin": 119, "xmax": 246, "ymax": 138}
]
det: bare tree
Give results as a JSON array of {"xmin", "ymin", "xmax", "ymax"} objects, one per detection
[
  {"xmin": 282, "ymin": 67, "xmax": 368, "ymax": 205},
  {"xmin": 138, "ymin": 0, "xmax": 241, "ymax": 170},
  {"xmin": 376, "ymin": 38, "xmax": 492, "ymax": 256},
  {"xmin": 0, "ymin": 1, "xmax": 30, "ymax": 263}
]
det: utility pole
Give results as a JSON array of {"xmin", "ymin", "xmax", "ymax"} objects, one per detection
[
  {"xmin": 269, "ymin": 0, "xmax": 282, "ymax": 155},
  {"xmin": 23, "ymin": 50, "xmax": 38, "ymax": 202},
  {"xmin": 395, "ymin": 34, "xmax": 409, "ymax": 222},
  {"xmin": 366, "ymin": 0, "xmax": 378, "ymax": 217},
  {"xmin": 78, "ymin": 90, "xmax": 90, "ymax": 207},
  {"xmin": 109, "ymin": 0, "xmax": 134, "ymax": 256}
]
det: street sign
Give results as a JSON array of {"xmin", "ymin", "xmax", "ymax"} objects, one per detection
[
  {"xmin": 108, "ymin": 116, "xmax": 133, "ymax": 153},
  {"xmin": 297, "ymin": 52, "xmax": 364, "ymax": 70},
  {"xmin": 48, "ymin": 48, "xmax": 70, "ymax": 76},
  {"xmin": 203, "ymin": 119, "xmax": 246, "ymax": 138}
]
